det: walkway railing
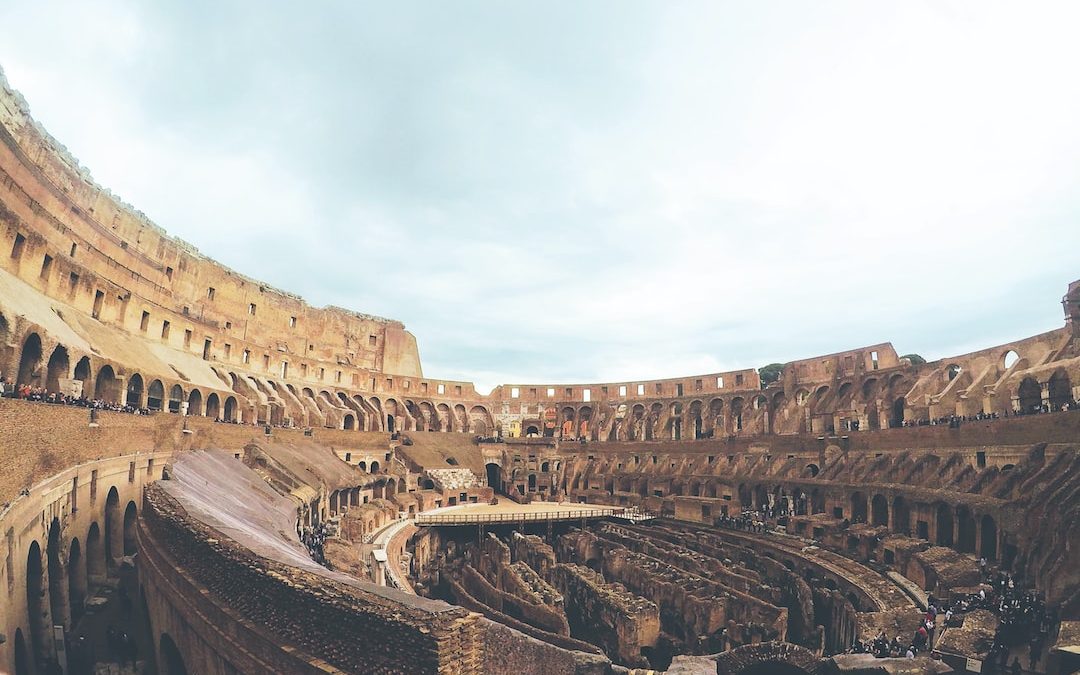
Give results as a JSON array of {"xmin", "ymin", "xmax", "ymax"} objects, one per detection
[{"xmin": 415, "ymin": 507, "xmax": 623, "ymax": 526}]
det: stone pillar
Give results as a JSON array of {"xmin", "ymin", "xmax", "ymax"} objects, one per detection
[
  {"xmin": 953, "ymin": 507, "xmax": 961, "ymax": 551},
  {"xmin": 1041, "ymin": 382, "xmax": 1051, "ymax": 409}
]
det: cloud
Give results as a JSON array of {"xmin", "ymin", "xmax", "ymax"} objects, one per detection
[{"xmin": 2, "ymin": 1, "xmax": 1078, "ymax": 393}]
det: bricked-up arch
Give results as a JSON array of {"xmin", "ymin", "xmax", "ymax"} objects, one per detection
[
  {"xmin": 17, "ymin": 332, "xmax": 43, "ymax": 387},
  {"xmin": 715, "ymin": 642, "xmax": 821, "ymax": 675},
  {"xmin": 95, "ymin": 364, "xmax": 120, "ymax": 402},
  {"xmin": 46, "ymin": 344, "xmax": 69, "ymax": 393},
  {"xmin": 160, "ymin": 633, "xmax": 188, "ymax": 675}
]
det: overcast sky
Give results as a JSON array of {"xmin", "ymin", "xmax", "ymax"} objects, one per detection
[{"xmin": 2, "ymin": 2, "xmax": 1078, "ymax": 393}]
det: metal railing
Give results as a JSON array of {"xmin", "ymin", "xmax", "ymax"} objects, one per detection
[{"xmin": 415, "ymin": 507, "xmax": 623, "ymax": 526}]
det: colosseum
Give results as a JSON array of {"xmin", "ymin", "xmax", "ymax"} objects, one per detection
[{"xmin": 0, "ymin": 62, "xmax": 1078, "ymax": 675}]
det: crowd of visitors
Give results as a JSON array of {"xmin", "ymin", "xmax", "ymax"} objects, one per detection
[
  {"xmin": 0, "ymin": 377, "xmax": 150, "ymax": 414},
  {"xmin": 302, "ymin": 522, "xmax": 329, "ymax": 566},
  {"xmin": 899, "ymin": 400, "xmax": 1079, "ymax": 429}
]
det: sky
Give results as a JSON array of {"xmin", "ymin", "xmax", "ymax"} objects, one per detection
[{"xmin": 1, "ymin": 1, "xmax": 1078, "ymax": 393}]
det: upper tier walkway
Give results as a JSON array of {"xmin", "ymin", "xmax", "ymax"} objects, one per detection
[{"xmin": 415, "ymin": 502, "xmax": 623, "ymax": 526}]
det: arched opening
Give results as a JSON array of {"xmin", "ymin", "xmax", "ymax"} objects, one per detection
[
  {"xmin": 484, "ymin": 463, "xmax": 501, "ymax": 492},
  {"xmin": 343, "ymin": 413, "xmax": 355, "ymax": 430},
  {"xmin": 124, "ymin": 501, "xmax": 138, "ymax": 556},
  {"xmin": 223, "ymin": 395, "xmax": 238, "ymax": 422},
  {"xmin": 891, "ymin": 397, "xmax": 906, "ymax": 427},
  {"xmin": 525, "ymin": 425, "xmax": 540, "ymax": 437},
  {"xmin": 127, "ymin": 372, "xmax": 144, "ymax": 408},
  {"xmin": 358, "ymin": 461, "xmax": 367, "ymax": 472},
  {"xmin": 1018, "ymin": 376, "xmax": 1042, "ymax": 413},
  {"xmin": 187, "ymin": 388, "xmax": 203, "ymax": 416},
  {"xmin": 160, "ymin": 633, "xmax": 188, "ymax": 675},
  {"xmin": 935, "ymin": 503, "xmax": 954, "ymax": 547},
  {"xmin": 14, "ymin": 628, "xmax": 30, "ymax": 675},
  {"xmin": 17, "ymin": 332, "xmax": 44, "ymax": 388},
  {"xmin": 956, "ymin": 506, "xmax": 976, "ymax": 553},
  {"xmin": 1048, "ymin": 369, "xmax": 1072, "ymax": 410},
  {"xmin": 370, "ymin": 460, "xmax": 380, "ymax": 473},
  {"xmin": 1003, "ymin": 350, "xmax": 1020, "ymax": 369},
  {"xmin": 147, "ymin": 379, "xmax": 165, "ymax": 411},
  {"xmin": 47, "ymin": 518, "xmax": 70, "ymax": 631},
  {"xmin": 421, "ymin": 478, "xmax": 436, "ymax": 490},
  {"xmin": 26, "ymin": 540, "xmax": 47, "ymax": 667},
  {"xmin": 384, "ymin": 478, "xmax": 397, "ymax": 498},
  {"xmin": 871, "ymin": 494, "xmax": 888, "ymax": 527},
  {"xmin": 46, "ymin": 344, "xmax": 70, "ymax": 393},
  {"xmin": 75, "ymin": 355, "xmax": 92, "ymax": 386},
  {"xmin": 386, "ymin": 414, "xmax": 395, "ymax": 433},
  {"xmin": 850, "ymin": 492, "xmax": 868, "ymax": 523},
  {"xmin": 94, "ymin": 364, "xmax": 119, "ymax": 402},
  {"xmin": 168, "ymin": 384, "xmax": 184, "ymax": 413},
  {"xmin": 205, "ymin": 392, "xmax": 221, "ymax": 419},
  {"xmin": 105, "ymin": 486, "xmax": 121, "ymax": 573},
  {"xmin": 980, "ymin": 514, "xmax": 998, "ymax": 560},
  {"xmin": 86, "ymin": 522, "xmax": 105, "ymax": 587},
  {"xmin": 892, "ymin": 496, "xmax": 911, "ymax": 535},
  {"xmin": 398, "ymin": 479, "xmax": 407, "ymax": 494},
  {"xmin": 528, "ymin": 474, "xmax": 537, "ymax": 491},
  {"xmin": 68, "ymin": 536, "xmax": 86, "ymax": 623},
  {"xmin": 947, "ymin": 364, "xmax": 962, "ymax": 381},
  {"xmin": 804, "ymin": 463, "xmax": 819, "ymax": 478}
]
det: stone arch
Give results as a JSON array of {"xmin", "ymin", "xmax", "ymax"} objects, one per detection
[
  {"xmin": 223, "ymin": 395, "xmax": 238, "ymax": 422},
  {"xmin": 891, "ymin": 396, "xmax": 906, "ymax": 427},
  {"xmin": 980, "ymin": 514, "xmax": 998, "ymax": 560},
  {"xmin": 1048, "ymin": 369, "xmax": 1072, "ymax": 410},
  {"xmin": 124, "ymin": 501, "xmax": 138, "ymax": 556},
  {"xmin": 850, "ymin": 492, "xmax": 868, "ymax": 523},
  {"xmin": 470, "ymin": 405, "xmax": 493, "ymax": 436},
  {"xmin": 1018, "ymin": 376, "xmax": 1041, "ymax": 412},
  {"xmin": 26, "ymin": 540, "xmax": 48, "ymax": 667},
  {"xmin": 871, "ymin": 494, "xmax": 888, "ymax": 527},
  {"xmin": 892, "ymin": 496, "xmax": 911, "ymax": 535},
  {"xmin": 105, "ymin": 486, "xmax": 121, "ymax": 571},
  {"xmin": 160, "ymin": 633, "xmax": 188, "ymax": 675},
  {"xmin": 147, "ymin": 379, "xmax": 165, "ymax": 410},
  {"xmin": 46, "ymin": 344, "xmax": 70, "ymax": 393},
  {"xmin": 370, "ymin": 460, "xmax": 380, "ymax": 473},
  {"xmin": 1002, "ymin": 349, "xmax": 1021, "ymax": 370},
  {"xmin": 168, "ymin": 384, "xmax": 184, "ymax": 413},
  {"xmin": 68, "ymin": 535, "xmax": 86, "ymax": 623},
  {"xmin": 957, "ymin": 505, "xmax": 976, "ymax": 553},
  {"xmin": 454, "ymin": 403, "xmax": 468, "ymax": 432},
  {"xmin": 47, "ymin": 517, "xmax": 71, "ymax": 631},
  {"xmin": 205, "ymin": 392, "xmax": 221, "ymax": 419},
  {"xmin": 14, "ymin": 628, "xmax": 31, "ymax": 675},
  {"xmin": 17, "ymin": 332, "xmax": 43, "ymax": 387},
  {"xmin": 86, "ymin": 522, "xmax": 105, "ymax": 587},
  {"xmin": 127, "ymin": 372, "xmax": 144, "ymax": 407},
  {"xmin": 343, "ymin": 413, "xmax": 356, "ymax": 430},
  {"xmin": 804, "ymin": 463, "xmax": 820, "ymax": 478},
  {"xmin": 74, "ymin": 354, "xmax": 92, "ymax": 385},
  {"xmin": 95, "ymin": 364, "xmax": 120, "ymax": 402},
  {"xmin": 187, "ymin": 388, "xmax": 203, "ymax": 416},
  {"xmin": 935, "ymin": 502, "xmax": 954, "ymax": 547}
]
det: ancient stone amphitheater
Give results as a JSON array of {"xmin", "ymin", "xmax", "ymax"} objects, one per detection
[{"xmin": 0, "ymin": 64, "xmax": 1078, "ymax": 675}]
